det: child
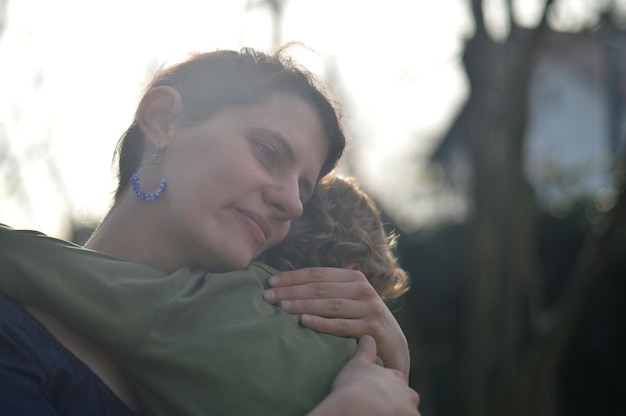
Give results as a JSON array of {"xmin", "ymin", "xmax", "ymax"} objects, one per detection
[
  {"xmin": 0, "ymin": 174, "xmax": 409, "ymax": 415},
  {"xmin": 262, "ymin": 173, "xmax": 409, "ymax": 301}
]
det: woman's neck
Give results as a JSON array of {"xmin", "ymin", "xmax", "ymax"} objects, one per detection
[{"xmin": 85, "ymin": 197, "xmax": 178, "ymax": 272}]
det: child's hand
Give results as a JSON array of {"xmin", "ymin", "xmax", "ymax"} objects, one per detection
[{"xmin": 262, "ymin": 267, "xmax": 410, "ymax": 380}]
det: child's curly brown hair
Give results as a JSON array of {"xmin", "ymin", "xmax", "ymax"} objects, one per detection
[{"xmin": 260, "ymin": 174, "xmax": 409, "ymax": 301}]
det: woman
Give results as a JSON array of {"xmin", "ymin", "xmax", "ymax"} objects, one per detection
[{"xmin": 0, "ymin": 45, "xmax": 418, "ymax": 415}]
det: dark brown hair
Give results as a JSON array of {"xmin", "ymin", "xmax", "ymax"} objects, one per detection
[
  {"xmin": 260, "ymin": 174, "xmax": 410, "ymax": 301},
  {"xmin": 113, "ymin": 44, "xmax": 346, "ymax": 201}
]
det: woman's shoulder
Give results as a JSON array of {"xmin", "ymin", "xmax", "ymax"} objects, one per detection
[{"xmin": 25, "ymin": 305, "xmax": 141, "ymax": 413}]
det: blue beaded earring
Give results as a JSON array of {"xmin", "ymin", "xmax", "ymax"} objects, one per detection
[{"xmin": 131, "ymin": 146, "xmax": 167, "ymax": 201}]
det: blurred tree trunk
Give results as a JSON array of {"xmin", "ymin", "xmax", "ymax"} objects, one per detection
[
  {"xmin": 460, "ymin": 2, "xmax": 626, "ymax": 416},
  {"xmin": 460, "ymin": 1, "xmax": 552, "ymax": 415}
]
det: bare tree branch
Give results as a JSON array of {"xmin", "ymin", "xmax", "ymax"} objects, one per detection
[
  {"xmin": 471, "ymin": 0, "xmax": 486, "ymax": 36},
  {"xmin": 0, "ymin": 0, "xmax": 8, "ymax": 39},
  {"xmin": 507, "ymin": 0, "xmax": 515, "ymax": 30},
  {"xmin": 538, "ymin": 0, "xmax": 556, "ymax": 29},
  {"xmin": 245, "ymin": 0, "xmax": 289, "ymax": 48}
]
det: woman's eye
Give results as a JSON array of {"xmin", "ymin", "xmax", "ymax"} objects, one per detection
[{"xmin": 255, "ymin": 142, "xmax": 278, "ymax": 165}]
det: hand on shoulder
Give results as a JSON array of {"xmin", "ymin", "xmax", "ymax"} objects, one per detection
[{"xmin": 264, "ymin": 267, "xmax": 411, "ymax": 379}]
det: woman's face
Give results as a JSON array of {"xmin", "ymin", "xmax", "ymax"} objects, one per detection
[{"xmin": 159, "ymin": 93, "xmax": 329, "ymax": 272}]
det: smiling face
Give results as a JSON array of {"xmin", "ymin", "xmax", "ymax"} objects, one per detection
[{"xmin": 158, "ymin": 93, "xmax": 329, "ymax": 272}]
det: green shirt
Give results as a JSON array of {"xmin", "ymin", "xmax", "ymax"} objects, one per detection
[{"xmin": 0, "ymin": 224, "xmax": 356, "ymax": 415}]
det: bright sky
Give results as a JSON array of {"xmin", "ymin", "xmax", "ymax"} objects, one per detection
[{"xmin": 0, "ymin": 0, "xmax": 472, "ymax": 238}]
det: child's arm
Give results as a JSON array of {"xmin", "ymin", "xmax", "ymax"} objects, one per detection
[{"xmin": 0, "ymin": 224, "xmax": 186, "ymax": 365}]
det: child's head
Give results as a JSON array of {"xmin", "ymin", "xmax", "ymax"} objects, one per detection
[{"xmin": 261, "ymin": 174, "xmax": 409, "ymax": 301}]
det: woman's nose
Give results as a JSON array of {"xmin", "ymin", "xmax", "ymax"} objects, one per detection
[{"xmin": 265, "ymin": 179, "xmax": 304, "ymax": 219}]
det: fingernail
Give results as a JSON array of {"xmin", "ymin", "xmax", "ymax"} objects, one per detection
[
  {"xmin": 301, "ymin": 314, "xmax": 312, "ymax": 324},
  {"xmin": 268, "ymin": 275, "xmax": 280, "ymax": 286},
  {"xmin": 359, "ymin": 335, "xmax": 375, "ymax": 346},
  {"xmin": 280, "ymin": 300, "xmax": 292, "ymax": 311},
  {"xmin": 263, "ymin": 289, "xmax": 275, "ymax": 301}
]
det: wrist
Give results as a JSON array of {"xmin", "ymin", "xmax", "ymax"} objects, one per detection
[
  {"xmin": 381, "ymin": 336, "xmax": 410, "ymax": 381},
  {"xmin": 308, "ymin": 384, "xmax": 364, "ymax": 416}
]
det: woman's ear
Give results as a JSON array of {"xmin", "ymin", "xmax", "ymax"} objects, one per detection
[{"xmin": 137, "ymin": 86, "xmax": 182, "ymax": 148}]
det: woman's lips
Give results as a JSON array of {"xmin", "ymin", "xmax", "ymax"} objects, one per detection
[{"xmin": 236, "ymin": 208, "xmax": 270, "ymax": 245}]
